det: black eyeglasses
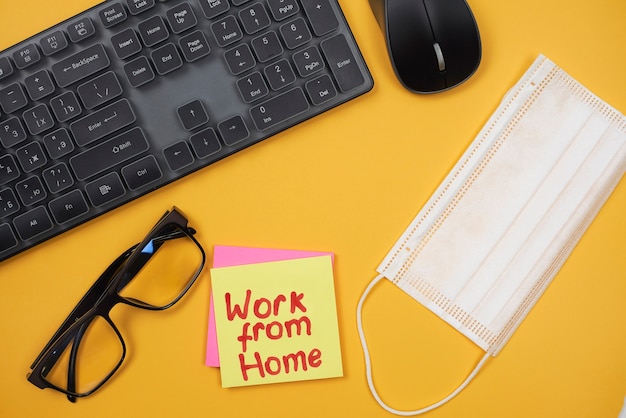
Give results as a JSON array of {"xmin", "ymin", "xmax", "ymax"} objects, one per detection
[{"xmin": 27, "ymin": 207, "xmax": 206, "ymax": 402}]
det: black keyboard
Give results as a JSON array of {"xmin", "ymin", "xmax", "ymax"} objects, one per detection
[{"xmin": 0, "ymin": 0, "xmax": 373, "ymax": 261}]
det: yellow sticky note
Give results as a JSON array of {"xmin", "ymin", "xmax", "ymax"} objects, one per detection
[{"xmin": 211, "ymin": 255, "xmax": 343, "ymax": 388}]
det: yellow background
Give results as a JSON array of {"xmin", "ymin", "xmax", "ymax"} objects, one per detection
[{"xmin": 0, "ymin": 0, "xmax": 624, "ymax": 417}]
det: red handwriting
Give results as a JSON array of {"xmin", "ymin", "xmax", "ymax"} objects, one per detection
[
  {"xmin": 225, "ymin": 290, "xmax": 307, "ymax": 320},
  {"xmin": 237, "ymin": 316, "xmax": 311, "ymax": 352},
  {"xmin": 239, "ymin": 349, "xmax": 322, "ymax": 381}
]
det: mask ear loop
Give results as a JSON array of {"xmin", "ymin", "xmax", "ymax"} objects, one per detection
[{"xmin": 357, "ymin": 273, "xmax": 492, "ymax": 416}]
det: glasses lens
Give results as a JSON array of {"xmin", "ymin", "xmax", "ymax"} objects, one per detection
[
  {"xmin": 43, "ymin": 315, "xmax": 123, "ymax": 396},
  {"xmin": 117, "ymin": 225, "xmax": 203, "ymax": 308}
]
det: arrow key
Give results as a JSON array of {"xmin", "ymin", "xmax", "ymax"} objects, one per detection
[{"xmin": 164, "ymin": 141, "xmax": 194, "ymax": 171}]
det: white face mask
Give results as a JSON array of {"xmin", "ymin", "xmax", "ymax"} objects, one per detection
[{"xmin": 357, "ymin": 55, "xmax": 626, "ymax": 416}]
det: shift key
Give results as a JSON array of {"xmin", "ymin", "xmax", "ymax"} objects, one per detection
[
  {"xmin": 70, "ymin": 127, "xmax": 149, "ymax": 180},
  {"xmin": 51, "ymin": 43, "xmax": 110, "ymax": 87}
]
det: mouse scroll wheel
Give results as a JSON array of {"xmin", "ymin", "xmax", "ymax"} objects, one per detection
[{"xmin": 433, "ymin": 43, "xmax": 446, "ymax": 72}]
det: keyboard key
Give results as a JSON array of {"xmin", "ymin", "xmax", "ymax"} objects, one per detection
[
  {"xmin": 224, "ymin": 44, "xmax": 256, "ymax": 75},
  {"xmin": 138, "ymin": 15, "xmax": 170, "ymax": 47},
  {"xmin": 166, "ymin": 2, "xmax": 198, "ymax": 33},
  {"xmin": 121, "ymin": 155, "xmax": 163, "ymax": 190},
  {"xmin": 0, "ymin": 155, "xmax": 20, "ymax": 183},
  {"xmin": 218, "ymin": 115, "xmax": 249, "ymax": 145},
  {"xmin": 22, "ymin": 104, "xmax": 55, "ymax": 135},
  {"xmin": 99, "ymin": 3, "xmax": 128, "ymax": 28},
  {"xmin": 198, "ymin": 0, "xmax": 230, "ymax": 19},
  {"xmin": 239, "ymin": 3, "xmax": 271, "ymax": 34},
  {"xmin": 321, "ymin": 34, "xmax": 365, "ymax": 92},
  {"xmin": 48, "ymin": 190, "xmax": 89, "ymax": 224},
  {"xmin": 177, "ymin": 99, "xmax": 209, "ymax": 130},
  {"xmin": 237, "ymin": 72, "xmax": 269, "ymax": 103},
  {"xmin": 250, "ymin": 87, "xmax": 309, "ymax": 131},
  {"xmin": 293, "ymin": 45, "xmax": 325, "ymax": 77},
  {"xmin": 151, "ymin": 43, "xmax": 183, "ymax": 75},
  {"xmin": 279, "ymin": 18, "xmax": 312, "ymax": 49},
  {"xmin": 24, "ymin": 69, "xmax": 56, "ymax": 101},
  {"xmin": 49, "ymin": 91, "xmax": 83, "ymax": 122},
  {"xmin": 179, "ymin": 30, "xmax": 211, "ymax": 62},
  {"xmin": 190, "ymin": 127, "xmax": 222, "ymax": 158},
  {"xmin": 13, "ymin": 206, "xmax": 53, "ymax": 241},
  {"xmin": 67, "ymin": 18, "xmax": 96, "ymax": 42},
  {"xmin": 123, "ymin": 56, "xmax": 156, "ymax": 87},
  {"xmin": 267, "ymin": 0, "xmax": 299, "ymax": 21},
  {"xmin": 301, "ymin": 0, "xmax": 339, "ymax": 36},
  {"xmin": 0, "ymin": 189, "xmax": 20, "ymax": 218},
  {"xmin": 0, "ymin": 117, "xmax": 27, "ymax": 148},
  {"xmin": 42, "ymin": 163, "xmax": 75, "ymax": 193},
  {"xmin": 127, "ymin": 0, "xmax": 156, "ymax": 15},
  {"xmin": 70, "ymin": 99, "xmax": 136, "ymax": 146},
  {"xmin": 16, "ymin": 142, "xmax": 48, "ymax": 172},
  {"xmin": 51, "ymin": 43, "xmax": 110, "ymax": 87},
  {"xmin": 70, "ymin": 127, "xmax": 149, "ymax": 180},
  {"xmin": 77, "ymin": 71, "xmax": 123, "ymax": 110},
  {"xmin": 264, "ymin": 59, "xmax": 296, "ymax": 90},
  {"xmin": 212, "ymin": 15, "xmax": 243, "ymax": 47},
  {"xmin": 16, "ymin": 176, "xmax": 47, "ymax": 206},
  {"xmin": 0, "ymin": 56, "xmax": 13, "ymax": 81},
  {"xmin": 85, "ymin": 172, "xmax": 126, "ymax": 207},
  {"xmin": 251, "ymin": 31, "xmax": 283, "ymax": 63},
  {"xmin": 40, "ymin": 31, "xmax": 68, "ymax": 56},
  {"xmin": 111, "ymin": 28, "xmax": 142, "ymax": 59},
  {"xmin": 0, "ymin": 83, "xmax": 28, "ymax": 114},
  {"xmin": 13, "ymin": 44, "xmax": 41, "ymax": 69},
  {"xmin": 305, "ymin": 74, "xmax": 337, "ymax": 105},
  {"xmin": 0, "ymin": 223, "xmax": 18, "ymax": 253},
  {"xmin": 43, "ymin": 128, "xmax": 75, "ymax": 159},
  {"xmin": 164, "ymin": 141, "xmax": 194, "ymax": 170}
]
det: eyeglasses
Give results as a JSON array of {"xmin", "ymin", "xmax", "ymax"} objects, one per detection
[{"xmin": 27, "ymin": 207, "xmax": 206, "ymax": 402}]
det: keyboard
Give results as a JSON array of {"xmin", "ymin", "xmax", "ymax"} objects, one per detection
[{"xmin": 0, "ymin": 0, "xmax": 373, "ymax": 262}]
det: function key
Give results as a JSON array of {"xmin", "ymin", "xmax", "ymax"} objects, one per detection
[
  {"xmin": 12, "ymin": 44, "xmax": 41, "ymax": 69},
  {"xmin": 99, "ymin": 3, "xmax": 128, "ymax": 28},
  {"xmin": 198, "ymin": 0, "xmax": 230, "ymax": 19},
  {"xmin": 166, "ymin": 2, "xmax": 198, "ymax": 34},
  {"xmin": 48, "ymin": 190, "xmax": 89, "ymax": 224},
  {"xmin": 126, "ymin": 0, "xmax": 155, "ymax": 15},
  {"xmin": 40, "ymin": 31, "xmax": 68, "ymax": 56},
  {"xmin": 67, "ymin": 18, "xmax": 96, "ymax": 43},
  {"xmin": 301, "ymin": 0, "xmax": 339, "ymax": 36},
  {"xmin": 0, "ymin": 56, "xmax": 13, "ymax": 81}
]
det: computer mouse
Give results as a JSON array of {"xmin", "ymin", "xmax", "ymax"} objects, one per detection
[{"xmin": 370, "ymin": 0, "xmax": 482, "ymax": 93}]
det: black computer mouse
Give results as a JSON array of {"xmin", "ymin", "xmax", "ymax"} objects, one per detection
[{"xmin": 370, "ymin": 0, "xmax": 481, "ymax": 93}]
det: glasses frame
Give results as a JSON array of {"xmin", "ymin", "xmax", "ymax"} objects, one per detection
[{"xmin": 27, "ymin": 207, "xmax": 206, "ymax": 402}]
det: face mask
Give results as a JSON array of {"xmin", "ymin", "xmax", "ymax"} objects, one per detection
[{"xmin": 357, "ymin": 55, "xmax": 626, "ymax": 415}]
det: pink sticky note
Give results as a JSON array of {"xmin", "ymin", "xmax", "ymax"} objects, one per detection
[{"xmin": 206, "ymin": 246, "xmax": 334, "ymax": 367}]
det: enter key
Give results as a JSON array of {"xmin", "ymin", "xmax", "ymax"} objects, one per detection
[{"xmin": 70, "ymin": 98, "xmax": 136, "ymax": 146}]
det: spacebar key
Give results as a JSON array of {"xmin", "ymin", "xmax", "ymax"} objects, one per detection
[
  {"xmin": 70, "ymin": 127, "xmax": 149, "ymax": 180},
  {"xmin": 250, "ymin": 88, "xmax": 310, "ymax": 131}
]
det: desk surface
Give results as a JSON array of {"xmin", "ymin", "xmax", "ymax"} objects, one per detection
[{"xmin": 1, "ymin": 1, "xmax": 625, "ymax": 417}]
